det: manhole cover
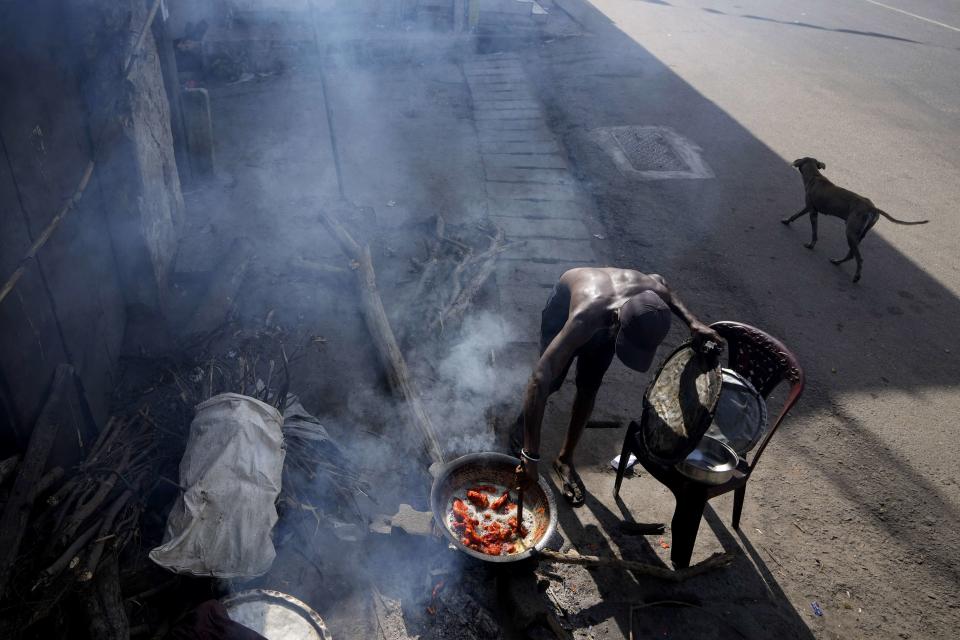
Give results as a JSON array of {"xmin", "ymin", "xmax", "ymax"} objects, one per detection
[
  {"xmin": 612, "ymin": 127, "xmax": 688, "ymax": 172},
  {"xmin": 591, "ymin": 125, "xmax": 713, "ymax": 180}
]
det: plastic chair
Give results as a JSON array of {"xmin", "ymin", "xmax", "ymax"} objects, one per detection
[{"xmin": 614, "ymin": 321, "xmax": 805, "ymax": 568}]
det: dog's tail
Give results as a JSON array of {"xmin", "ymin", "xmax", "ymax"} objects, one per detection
[{"xmin": 876, "ymin": 209, "xmax": 929, "ymax": 225}]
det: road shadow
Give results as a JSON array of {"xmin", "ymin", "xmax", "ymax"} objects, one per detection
[
  {"xmin": 699, "ymin": 7, "xmax": 922, "ymax": 45},
  {"xmin": 542, "ymin": 471, "xmax": 816, "ymax": 638},
  {"xmin": 528, "ymin": 0, "xmax": 960, "ymax": 635}
]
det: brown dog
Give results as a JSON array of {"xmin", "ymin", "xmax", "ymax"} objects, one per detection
[{"xmin": 781, "ymin": 157, "xmax": 928, "ymax": 282}]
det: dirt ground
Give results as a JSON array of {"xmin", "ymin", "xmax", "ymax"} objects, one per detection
[{"xmin": 153, "ymin": 2, "xmax": 960, "ymax": 639}]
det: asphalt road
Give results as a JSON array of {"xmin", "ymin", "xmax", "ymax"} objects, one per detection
[{"xmin": 526, "ymin": 0, "xmax": 960, "ymax": 637}]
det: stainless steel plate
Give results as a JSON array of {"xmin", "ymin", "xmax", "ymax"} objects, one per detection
[
  {"xmin": 705, "ymin": 368, "xmax": 768, "ymax": 456},
  {"xmin": 222, "ymin": 589, "xmax": 331, "ymax": 640}
]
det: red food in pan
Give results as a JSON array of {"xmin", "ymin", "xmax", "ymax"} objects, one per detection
[{"xmin": 451, "ymin": 488, "xmax": 530, "ymax": 556}]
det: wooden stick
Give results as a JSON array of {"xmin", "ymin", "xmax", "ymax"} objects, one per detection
[
  {"xmin": 0, "ymin": 163, "xmax": 95, "ymax": 306},
  {"xmin": 35, "ymin": 517, "xmax": 103, "ymax": 588},
  {"xmin": 32, "ymin": 466, "xmax": 64, "ymax": 501},
  {"xmin": 62, "ymin": 447, "xmax": 130, "ymax": 541},
  {"xmin": 79, "ymin": 490, "xmax": 133, "ymax": 581},
  {"xmin": 81, "ymin": 551, "xmax": 129, "ymax": 640},
  {"xmin": 123, "ymin": 0, "xmax": 164, "ymax": 77},
  {"xmin": 537, "ymin": 549, "xmax": 735, "ymax": 582},
  {"xmin": 320, "ymin": 210, "xmax": 445, "ymax": 464},
  {"xmin": 0, "ymin": 365, "xmax": 73, "ymax": 596},
  {"xmin": 0, "ymin": 456, "xmax": 19, "ymax": 487},
  {"xmin": 430, "ymin": 226, "xmax": 507, "ymax": 332}
]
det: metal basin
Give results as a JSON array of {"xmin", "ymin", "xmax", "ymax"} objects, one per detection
[
  {"xmin": 674, "ymin": 436, "xmax": 739, "ymax": 485},
  {"xmin": 222, "ymin": 589, "xmax": 331, "ymax": 640},
  {"xmin": 430, "ymin": 452, "xmax": 557, "ymax": 563}
]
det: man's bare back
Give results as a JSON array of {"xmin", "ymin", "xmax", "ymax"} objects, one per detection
[{"xmin": 515, "ymin": 267, "xmax": 720, "ymax": 504}]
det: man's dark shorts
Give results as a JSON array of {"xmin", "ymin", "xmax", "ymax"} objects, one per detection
[{"xmin": 539, "ymin": 284, "xmax": 616, "ymax": 395}]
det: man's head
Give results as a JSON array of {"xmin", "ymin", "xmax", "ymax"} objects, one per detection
[{"xmin": 615, "ymin": 291, "xmax": 672, "ymax": 372}]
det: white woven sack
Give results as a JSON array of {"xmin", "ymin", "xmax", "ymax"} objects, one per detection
[{"xmin": 149, "ymin": 393, "xmax": 285, "ymax": 578}]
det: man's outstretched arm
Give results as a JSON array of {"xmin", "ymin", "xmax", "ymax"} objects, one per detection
[
  {"xmin": 517, "ymin": 314, "xmax": 593, "ymax": 482},
  {"xmin": 648, "ymin": 274, "xmax": 722, "ymax": 346}
]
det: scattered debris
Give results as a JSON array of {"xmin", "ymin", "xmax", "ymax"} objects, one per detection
[
  {"xmin": 811, "ymin": 601, "xmax": 824, "ymax": 617},
  {"xmin": 538, "ymin": 549, "xmax": 736, "ymax": 582}
]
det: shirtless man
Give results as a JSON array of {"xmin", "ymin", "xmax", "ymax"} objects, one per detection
[{"xmin": 513, "ymin": 267, "xmax": 721, "ymax": 505}]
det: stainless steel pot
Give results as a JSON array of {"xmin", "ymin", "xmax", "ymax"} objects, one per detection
[
  {"xmin": 674, "ymin": 435, "xmax": 739, "ymax": 485},
  {"xmin": 429, "ymin": 452, "xmax": 557, "ymax": 563}
]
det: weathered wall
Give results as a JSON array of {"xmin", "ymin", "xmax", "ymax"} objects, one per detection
[
  {"xmin": 0, "ymin": 1, "xmax": 125, "ymax": 449},
  {"xmin": 69, "ymin": 0, "xmax": 184, "ymax": 316},
  {"xmin": 0, "ymin": 0, "xmax": 183, "ymax": 450}
]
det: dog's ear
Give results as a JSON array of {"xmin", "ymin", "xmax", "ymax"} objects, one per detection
[
  {"xmin": 816, "ymin": 161, "xmax": 826, "ymax": 170},
  {"xmin": 792, "ymin": 159, "xmax": 802, "ymax": 167}
]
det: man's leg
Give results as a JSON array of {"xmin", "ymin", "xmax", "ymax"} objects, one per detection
[
  {"xmin": 557, "ymin": 387, "xmax": 597, "ymax": 464},
  {"xmin": 553, "ymin": 342, "xmax": 615, "ymax": 505}
]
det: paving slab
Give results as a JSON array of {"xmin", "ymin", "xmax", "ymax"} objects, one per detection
[
  {"xmin": 496, "ymin": 261, "xmax": 570, "ymax": 288},
  {"xmin": 480, "ymin": 140, "xmax": 561, "ymax": 155},
  {"xmin": 499, "ymin": 283, "xmax": 555, "ymax": 308},
  {"xmin": 464, "ymin": 72, "xmax": 528, "ymax": 83},
  {"xmin": 488, "ymin": 197, "xmax": 587, "ymax": 218},
  {"xmin": 477, "ymin": 124, "xmax": 553, "ymax": 137},
  {"xmin": 498, "ymin": 286, "xmax": 554, "ymax": 326},
  {"xmin": 478, "ymin": 129, "xmax": 558, "ymax": 143},
  {"xmin": 484, "ymin": 167, "xmax": 571, "ymax": 184},
  {"xmin": 470, "ymin": 89, "xmax": 537, "ymax": 102},
  {"xmin": 463, "ymin": 60, "xmax": 522, "ymax": 71},
  {"xmin": 473, "ymin": 100, "xmax": 543, "ymax": 111},
  {"xmin": 490, "ymin": 215, "xmax": 591, "ymax": 239},
  {"xmin": 467, "ymin": 79, "xmax": 530, "ymax": 90},
  {"xmin": 502, "ymin": 237, "xmax": 597, "ymax": 262},
  {"xmin": 475, "ymin": 109, "xmax": 544, "ymax": 120},
  {"xmin": 483, "ymin": 153, "xmax": 568, "ymax": 169},
  {"xmin": 485, "ymin": 181, "xmax": 583, "ymax": 201}
]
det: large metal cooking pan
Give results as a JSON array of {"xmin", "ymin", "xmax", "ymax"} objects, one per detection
[{"xmin": 430, "ymin": 452, "xmax": 557, "ymax": 563}]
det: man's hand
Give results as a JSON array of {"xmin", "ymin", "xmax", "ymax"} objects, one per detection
[
  {"xmin": 513, "ymin": 460, "xmax": 539, "ymax": 489},
  {"xmin": 690, "ymin": 320, "xmax": 723, "ymax": 352}
]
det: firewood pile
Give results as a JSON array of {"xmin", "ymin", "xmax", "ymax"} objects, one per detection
[
  {"xmin": 0, "ymin": 325, "xmax": 369, "ymax": 638},
  {"xmin": 115, "ymin": 325, "xmax": 369, "ymax": 533},
  {"xmin": 0, "ymin": 387, "xmax": 158, "ymax": 637}
]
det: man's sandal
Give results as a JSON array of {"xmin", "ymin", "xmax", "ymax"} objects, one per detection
[{"xmin": 553, "ymin": 460, "xmax": 585, "ymax": 506}]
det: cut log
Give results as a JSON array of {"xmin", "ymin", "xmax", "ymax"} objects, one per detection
[
  {"xmin": 537, "ymin": 549, "xmax": 735, "ymax": 582},
  {"xmin": 319, "ymin": 211, "xmax": 445, "ymax": 464},
  {"xmin": 81, "ymin": 551, "xmax": 129, "ymax": 640},
  {"xmin": 0, "ymin": 365, "xmax": 74, "ymax": 597}
]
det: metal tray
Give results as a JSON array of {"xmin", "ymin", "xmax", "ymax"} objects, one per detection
[
  {"xmin": 222, "ymin": 589, "xmax": 331, "ymax": 640},
  {"xmin": 705, "ymin": 368, "xmax": 768, "ymax": 456}
]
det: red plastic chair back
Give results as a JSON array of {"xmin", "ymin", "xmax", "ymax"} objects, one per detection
[{"xmin": 710, "ymin": 321, "xmax": 805, "ymax": 472}]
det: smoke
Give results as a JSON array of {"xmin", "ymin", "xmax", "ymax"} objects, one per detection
[
  {"xmin": 427, "ymin": 312, "xmax": 528, "ymax": 456},
  {"xmin": 3, "ymin": 0, "xmax": 539, "ymax": 633}
]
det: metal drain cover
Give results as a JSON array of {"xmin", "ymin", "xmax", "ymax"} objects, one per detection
[{"xmin": 591, "ymin": 125, "xmax": 713, "ymax": 180}]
